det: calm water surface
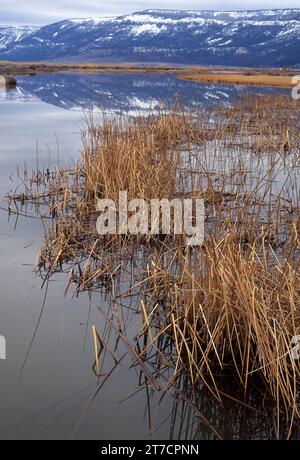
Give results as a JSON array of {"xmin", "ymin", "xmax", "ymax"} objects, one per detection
[{"xmin": 0, "ymin": 73, "xmax": 288, "ymax": 439}]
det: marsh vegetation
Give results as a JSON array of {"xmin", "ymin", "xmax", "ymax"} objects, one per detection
[{"xmin": 6, "ymin": 94, "xmax": 300, "ymax": 439}]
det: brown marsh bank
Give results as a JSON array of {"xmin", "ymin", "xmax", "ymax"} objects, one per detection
[
  {"xmin": 1, "ymin": 60, "xmax": 299, "ymax": 88},
  {"xmin": 6, "ymin": 93, "xmax": 300, "ymax": 439},
  {"xmin": 180, "ymin": 73, "xmax": 297, "ymax": 88},
  {"xmin": 0, "ymin": 61, "xmax": 228, "ymax": 77}
]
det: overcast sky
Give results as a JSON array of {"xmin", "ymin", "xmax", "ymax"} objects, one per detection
[{"xmin": 1, "ymin": 1, "xmax": 299, "ymax": 25}]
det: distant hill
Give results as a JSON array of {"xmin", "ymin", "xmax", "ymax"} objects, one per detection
[
  {"xmin": 0, "ymin": 25, "xmax": 37, "ymax": 51},
  {"xmin": 0, "ymin": 9, "xmax": 299, "ymax": 67}
]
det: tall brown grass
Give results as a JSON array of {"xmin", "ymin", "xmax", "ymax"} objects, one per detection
[{"xmin": 6, "ymin": 94, "xmax": 300, "ymax": 434}]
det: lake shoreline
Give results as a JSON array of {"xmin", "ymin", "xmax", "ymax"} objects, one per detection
[{"xmin": 0, "ymin": 61, "xmax": 299, "ymax": 89}]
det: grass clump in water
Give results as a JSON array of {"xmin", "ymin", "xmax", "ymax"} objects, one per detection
[{"xmin": 6, "ymin": 95, "xmax": 300, "ymax": 436}]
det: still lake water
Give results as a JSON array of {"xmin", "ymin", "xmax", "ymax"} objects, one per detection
[{"xmin": 0, "ymin": 73, "xmax": 288, "ymax": 439}]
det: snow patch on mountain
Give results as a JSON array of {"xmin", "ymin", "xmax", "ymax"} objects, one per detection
[{"xmin": 131, "ymin": 24, "xmax": 167, "ymax": 36}]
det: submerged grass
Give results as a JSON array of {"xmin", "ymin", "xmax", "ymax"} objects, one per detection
[{"xmin": 6, "ymin": 94, "xmax": 300, "ymax": 437}]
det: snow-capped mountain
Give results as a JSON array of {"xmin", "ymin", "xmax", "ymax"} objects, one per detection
[
  {"xmin": 0, "ymin": 9, "xmax": 299, "ymax": 67},
  {"xmin": 0, "ymin": 25, "xmax": 37, "ymax": 51}
]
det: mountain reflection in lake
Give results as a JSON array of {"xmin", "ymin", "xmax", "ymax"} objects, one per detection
[{"xmin": 1, "ymin": 72, "xmax": 289, "ymax": 112}]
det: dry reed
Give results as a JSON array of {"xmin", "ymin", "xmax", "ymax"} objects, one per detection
[{"xmin": 6, "ymin": 94, "xmax": 300, "ymax": 435}]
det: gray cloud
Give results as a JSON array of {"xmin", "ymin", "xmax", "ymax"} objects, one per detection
[{"xmin": 0, "ymin": 0, "xmax": 299, "ymax": 25}]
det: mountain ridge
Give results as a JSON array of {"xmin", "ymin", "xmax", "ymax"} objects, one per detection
[{"xmin": 0, "ymin": 9, "xmax": 299, "ymax": 67}]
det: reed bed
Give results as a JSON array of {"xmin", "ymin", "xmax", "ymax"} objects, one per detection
[{"xmin": 6, "ymin": 94, "xmax": 300, "ymax": 436}]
